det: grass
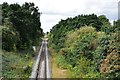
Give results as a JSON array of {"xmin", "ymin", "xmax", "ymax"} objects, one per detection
[
  {"xmin": 49, "ymin": 47, "xmax": 68, "ymax": 78},
  {"xmin": 2, "ymin": 50, "xmax": 34, "ymax": 79}
]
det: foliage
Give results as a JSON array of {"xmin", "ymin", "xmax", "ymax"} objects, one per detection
[
  {"xmin": 98, "ymin": 15, "xmax": 112, "ymax": 34},
  {"xmin": 2, "ymin": 21, "xmax": 19, "ymax": 51},
  {"xmin": 63, "ymin": 27, "xmax": 97, "ymax": 63},
  {"xmin": 49, "ymin": 14, "xmax": 103, "ymax": 52},
  {"xmin": 2, "ymin": 2, "xmax": 43, "ymax": 51},
  {"xmin": 52, "ymin": 27, "xmax": 101, "ymax": 78},
  {"xmin": 2, "ymin": 50, "xmax": 34, "ymax": 78},
  {"xmin": 2, "ymin": 2, "xmax": 43, "ymax": 79},
  {"xmin": 49, "ymin": 16, "xmax": 120, "ymax": 78},
  {"xmin": 99, "ymin": 33, "xmax": 120, "ymax": 78},
  {"xmin": 56, "ymin": 54, "xmax": 70, "ymax": 69},
  {"xmin": 69, "ymin": 57, "xmax": 101, "ymax": 78},
  {"xmin": 113, "ymin": 20, "xmax": 120, "ymax": 32},
  {"xmin": 65, "ymin": 27, "xmax": 119, "ymax": 78}
]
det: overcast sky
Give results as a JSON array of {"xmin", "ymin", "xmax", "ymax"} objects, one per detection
[{"xmin": 0, "ymin": 0, "xmax": 119, "ymax": 32}]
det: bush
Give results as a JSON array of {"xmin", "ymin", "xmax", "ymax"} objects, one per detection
[
  {"xmin": 2, "ymin": 26, "xmax": 19, "ymax": 51},
  {"xmin": 55, "ymin": 26, "xmax": 102, "ymax": 78},
  {"xmin": 49, "ymin": 15, "xmax": 120, "ymax": 78},
  {"xmin": 2, "ymin": 51, "xmax": 34, "ymax": 78},
  {"xmin": 56, "ymin": 54, "xmax": 69, "ymax": 69},
  {"xmin": 66, "ymin": 26, "xmax": 97, "ymax": 60},
  {"xmin": 98, "ymin": 33, "xmax": 120, "ymax": 78},
  {"xmin": 56, "ymin": 26, "xmax": 120, "ymax": 78},
  {"xmin": 69, "ymin": 57, "xmax": 101, "ymax": 78}
]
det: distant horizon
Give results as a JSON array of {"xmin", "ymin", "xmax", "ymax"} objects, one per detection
[{"xmin": 0, "ymin": 0, "xmax": 119, "ymax": 33}]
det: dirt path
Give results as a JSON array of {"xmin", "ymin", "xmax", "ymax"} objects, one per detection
[{"xmin": 49, "ymin": 47, "xmax": 68, "ymax": 78}]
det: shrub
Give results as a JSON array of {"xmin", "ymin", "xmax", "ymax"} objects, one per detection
[
  {"xmin": 2, "ymin": 26, "xmax": 19, "ymax": 51},
  {"xmin": 56, "ymin": 54, "xmax": 69, "ymax": 69},
  {"xmin": 69, "ymin": 57, "xmax": 101, "ymax": 78}
]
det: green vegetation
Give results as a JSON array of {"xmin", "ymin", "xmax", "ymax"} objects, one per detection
[
  {"xmin": 1, "ymin": 2, "xmax": 43, "ymax": 78},
  {"xmin": 2, "ymin": 2, "xmax": 43, "ymax": 51},
  {"xmin": 49, "ymin": 14, "xmax": 120, "ymax": 78},
  {"xmin": 49, "ymin": 14, "xmax": 103, "ymax": 52},
  {"xmin": 2, "ymin": 50, "xmax": 34, "ymax": 78},
  {"xmin": 49, "ymin": 47, "xmax": 68, "ymax": 78},
  {"xmin": 1, "ymin": 1, "xmax": 120, "ymax": 78}
]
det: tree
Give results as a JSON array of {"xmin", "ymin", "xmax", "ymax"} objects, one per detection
[
  {"xmin": 98, "ymin": 15, "xmax": 112, "ymax": 33},
  {"xmin": 113, "ymin": 20, "xmax": 120, "ymax": 32},
  {"xmin": 2, "ymin": 2, "xmax": 43, "ymax": 51},
  {"xmin": 50, "ymin": 14, "xmax": 103, "ymax": 52}
]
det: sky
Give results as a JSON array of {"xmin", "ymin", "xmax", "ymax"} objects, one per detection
[{"xmin": 0, "ymin": 0, "xmax": 119, "ymax": 33}]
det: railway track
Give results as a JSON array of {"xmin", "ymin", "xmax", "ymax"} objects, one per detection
[{"xmin": 29, "ymin": 39, "xmax": 51, "ymax": 80}]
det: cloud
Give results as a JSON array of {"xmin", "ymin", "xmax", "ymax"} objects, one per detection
[
  {"xmin": 40, "ymin": 0, "xmax": 119, "ymax": 32},
  {"xmin": 40, "ymin": 14, "xmax": 70, "ymax": 32},
  {"xmin": 0, "ymin": 0, "xmax": 119, "ymax": 32}
]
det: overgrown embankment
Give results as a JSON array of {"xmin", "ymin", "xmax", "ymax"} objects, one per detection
[
  {"xmin": 49, "ymin": 47, "xmax": 68, "ymax": 78},
  {"xmin": 49, "ymin": 14, "xmax": 120, "ymax": 78},
  {"xmin": 1, "ymin": 2, "xmax": 43, "ymax": 78},
  {"xmin": 2, "ymin": 50, "xmax": 34, "ymax": 78}
]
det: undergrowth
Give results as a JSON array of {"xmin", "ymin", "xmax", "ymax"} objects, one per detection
[{"xmin": 2, "ymin": 50, "xmax": 34, "ymax": 79}]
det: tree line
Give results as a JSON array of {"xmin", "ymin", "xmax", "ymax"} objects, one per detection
[
  {"xmin": 50, "ymin": 14, "xmax": 113, "ymax": 51},
  {"xmin": 49, "ymin": 14, "xmax": 120, "ymax": 78},
  {"xmin": 2, "ymin": 2, "xmax": 43, "ymax": 51}
]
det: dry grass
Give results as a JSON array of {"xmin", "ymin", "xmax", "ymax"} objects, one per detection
[
  {"xmin": 49, "ymin": 47, "xmax": 68, "ymax": 78},
  {"xmin": 100, "ymin": 51, "xmax": 120, "ymax": 75}
]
